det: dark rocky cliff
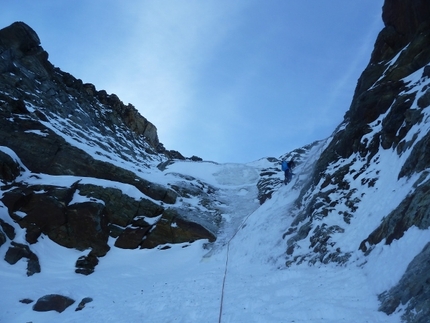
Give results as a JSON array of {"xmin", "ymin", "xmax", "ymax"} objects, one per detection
[
  {"xmin": 283, "ymin": 1, "xmax": 430, "ymax": 322},
  {"xmin": 0, "ymin": 22, "xmax": 215, "ymax": 276},
  {"xmin": 0, "ymin": 22, "xmax": 160, "ymax": 149}
]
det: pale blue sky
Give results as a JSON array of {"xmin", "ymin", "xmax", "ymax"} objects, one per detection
[{"xmin": 3, "ymin": 1, "xmax": 384, "ymax": 163}]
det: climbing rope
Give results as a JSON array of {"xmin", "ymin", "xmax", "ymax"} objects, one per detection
[
  {"xmin": 218, "ymin": 242, "xmax": 229, "ymax": 323},
  {"xmin": 217, "ymin": 205, "xmax": 258, "ymax": 323},
  {"xmin": 217, "ymin": 143, "xmax": 327, "ymax": 322}
]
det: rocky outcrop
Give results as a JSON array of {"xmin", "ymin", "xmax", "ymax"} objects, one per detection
[
  {"xmin": 0, "ymin": 218, "xmax": 15, "ymax": 240},
  {"xmin": 0, "ymin": 21, "xmax": 218, "ymax": 276},
  {"xmin": 379, "ymin": 242, "xmax": 430, "ymax": 323},
  {"xmin": 2, "ymin": 184, "xmax": 110, "ymax": 256},
  {"xmin": 374, "ymin": 0, "xmax": 430, "ymax": 61},
  {"xmin": 359, "ymin": 178, "xmax": 430, "ymax": 252},
  {"xmin": 0, "ymin": 22, "xmax": 159, "ymax": 149},
  {"xmin": 4, "ymin": 242, "xmax": 40, "ymax": 276},
  {"xmin": 0, "ymin": 97, "xmax": 177, "ymax": 204},
  {"xmin": 0, "ymin": 161, "xmax": 216, "ymax": 274},
  {"xmin": 0, "ymin": 150, "xmax": 21, "ymax": 181},
  {"xmin": 0, "ymin": 21, "xmax": 40, "ymax": 52},
  {"xmin": 311, "ymin": 0, "xmax": 430, "ymax": 177},
  {"xmin": 32, "ymin": 294, "xmax": 75, "ymax": 313},
  {"xmin": 140, "ymin": 208, "xmax": 216, "ymax": 249},
  {"xmin": 256, "ymin": 157, "xmax": 284, "ymax": 205},
  {"xmin": 75, "ymin": 253, "xmax": 99, "ymax": 275},
  {"xmin": 75, "ymin": 297, "xmax": 93, "ymax": 311},
  {"xmin": 0, "ymin": 22, "xmax": 179, "ymax": 205},
  {"xmin": 22, "ymin": 294, "xmax": 93, "ymax": 313}
]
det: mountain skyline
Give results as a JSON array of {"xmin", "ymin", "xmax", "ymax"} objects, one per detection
[{"xmin": 3, "ymin": 1, "xmax": 383, "ymax": 163}]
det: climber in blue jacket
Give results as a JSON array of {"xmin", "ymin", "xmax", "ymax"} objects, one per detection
[{"xmin": 281, "ymin": 159, "xmax": 295, "ymax": 184}]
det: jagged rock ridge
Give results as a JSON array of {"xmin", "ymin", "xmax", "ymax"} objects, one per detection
[
  {"xmin": 0, "ymin": 21, "xmax": 217, "ymax": 276},
  {"xmin": 282, "ymin": 1, "xmax": 430, "ymax": 322}
]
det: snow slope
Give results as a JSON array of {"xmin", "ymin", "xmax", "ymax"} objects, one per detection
[{"xmin": 0, "ymin": 146, "xmax": 409, "ymax": 323}]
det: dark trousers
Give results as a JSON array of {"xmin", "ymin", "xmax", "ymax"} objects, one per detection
[{"xmin": 284, "ymin": 169, "xmax": 292, "ymax": 183}]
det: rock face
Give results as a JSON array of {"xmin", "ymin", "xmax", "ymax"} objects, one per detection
[
  {"xmin": 0, "ymin": 21, "xmax": 217, "ymax": 276},
  {"xmin": 0, "ymin": 22, "xmax": 159, "ymax": 148},
  {"xmin": 378, "ymin": 242, "xmax": 430, "ymax": 323},
  {"xmin": 4, "ymin": 242, "xmax": 40, "ymax": 276},
  {"xmin": 282, "ymin": 1, "xmax": 430, "ymax": 321},
  {"xmin": 32, "ymin": 294, "xmax": 75, "ymax": 313}
]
